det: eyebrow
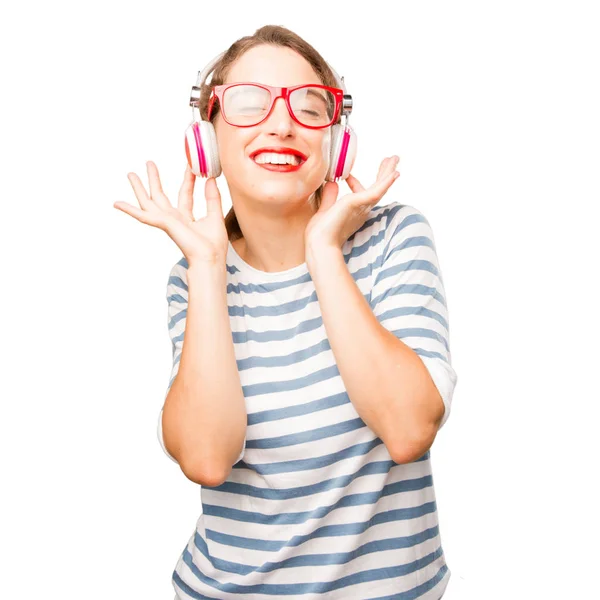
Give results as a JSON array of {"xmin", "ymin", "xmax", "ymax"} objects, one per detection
[{"xmin": 305, "ymin": 88, "xmax": 328, "ymax": 102}]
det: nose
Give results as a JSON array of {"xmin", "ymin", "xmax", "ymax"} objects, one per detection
[{"xmin": 264, "ymin": 96, "xmax": 295, "ymax": 137}]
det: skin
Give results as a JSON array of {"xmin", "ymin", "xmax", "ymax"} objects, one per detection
[
  {"xmin": 214, "ymin": 43, "xmax": 333, "ymax": 272},
  {"xmin": 114, "ymin": 43, "xmax": 400, "ymax": 272},
  {"xmin": 113, "ymin": 44, "xmax": 439, "ymax": 467}
]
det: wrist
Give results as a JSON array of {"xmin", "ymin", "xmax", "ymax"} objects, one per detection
[
  {"xmin": 186, "ymin": 257, "xmax": 227, "ymax": 279},
  {"xmin": 305, "ymin": 241, "xmax": 344, "ymax": 272}
]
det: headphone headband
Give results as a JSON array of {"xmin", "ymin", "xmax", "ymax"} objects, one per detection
[
  {"xmin": 191, "ymin": 50, "xmax": 352, "ymax": 116},
  {"xmin": 185, "ymin": 48, "xmax": 357, "ymax": 182}
]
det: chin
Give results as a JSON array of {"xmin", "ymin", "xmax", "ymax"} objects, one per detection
[{"xmin": 254, "ymin": 178, "xmax": 321, "ymax": 203}]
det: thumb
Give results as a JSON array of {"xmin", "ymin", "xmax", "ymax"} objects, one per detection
[
  {"xmin": 318, "ymin": 181, "xmax": 338, "ymax": 213},
  {"xmin": 204, "ymin": 177, "xmax": 223, "ymax": 217}
]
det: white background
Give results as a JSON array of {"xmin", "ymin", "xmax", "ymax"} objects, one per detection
[{"xmin": 1, "ymin": 1, "xmax": 598, "ymax": 598}]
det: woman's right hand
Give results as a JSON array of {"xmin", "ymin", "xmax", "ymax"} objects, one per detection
[{"xmin": 114, "ymin": 161, "xmax": 229, "ymax": 267}]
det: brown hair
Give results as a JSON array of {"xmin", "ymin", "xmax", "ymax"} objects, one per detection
[{"xmin": 197, "ymin": 25, "xmax": 341, "ymax": 242}]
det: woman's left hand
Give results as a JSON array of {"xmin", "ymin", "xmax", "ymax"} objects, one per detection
[{"xmin": 304, "ymin": 156, "xmax": 400, "ymax": 255}]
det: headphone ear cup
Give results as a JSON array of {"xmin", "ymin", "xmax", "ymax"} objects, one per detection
[
  {"xmin": 184, "ymin": 120, "xmax": 221, "ymax": 178},
  {"xmin": 326, "ymin": 123, "xmax": 357, "ymax": 182}
]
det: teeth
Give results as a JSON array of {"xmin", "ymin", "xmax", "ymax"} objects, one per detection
[{"xmin": 253, "ymin": 152, "xmax": 302, "ymax": 166}]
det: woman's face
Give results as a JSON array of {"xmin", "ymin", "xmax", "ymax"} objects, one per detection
[{"xmin": 213, "ymin": 44, "xmax": 331, "ymax": 208}]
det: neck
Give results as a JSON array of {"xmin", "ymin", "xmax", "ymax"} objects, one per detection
[{"xmin": 230, "ymin": 193, "xmax": 317, "ymax": 273}]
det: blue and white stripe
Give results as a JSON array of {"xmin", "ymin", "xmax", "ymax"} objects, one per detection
[{"xmin": 159, "ymin": 201, "xmax": 457, "ymax": 599}]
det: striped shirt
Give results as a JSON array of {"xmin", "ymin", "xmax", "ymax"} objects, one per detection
[{"xmin": 158, "ymin": 200, "xmax": 458, "ymax": 599}]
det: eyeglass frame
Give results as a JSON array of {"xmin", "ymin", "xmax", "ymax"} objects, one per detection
[{"xmin": 206, "ymin": 82, "xmax": 344, "ymax": 129}]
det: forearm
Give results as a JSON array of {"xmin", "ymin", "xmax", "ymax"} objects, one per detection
[
  {"xmin": 307, "ymin": 245, "xmax": 444, "ymax": 463},
  {"xmin": 162, "ymin": 261, "xmax": 246, "ymax": 485}
]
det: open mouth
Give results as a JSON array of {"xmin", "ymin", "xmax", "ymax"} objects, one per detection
[{"xmin": 250, "ymin": 152, "xmax": 307, "ymax": 172}]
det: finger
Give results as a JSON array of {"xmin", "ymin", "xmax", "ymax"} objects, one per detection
[
  {"xmin": 204, "ymin": 177, "xmax": 224, "ymax": 219},
  {"xmin": 371, "ymin": 169, "xmax": 400, "ymax": 195},
  {"xmin": 374, "ymin": 169, "xmax": 400, "ymax": 190},
  {"xmin": 177, "ymin": 164, "xmax": 196, "ymax": 220},
  {"xmin": 113, "ymin": 200, "xmax": 165, "ymax": 228},
  {"xmin": 375, "ymin": 158, "xmax": 388, "ymax": 181},
  {"xmin": 376, "ymin": 156, "xmax": 399, "ymax": 182},
  {"xmin": 353, "ymin": 170, "xmax": 399, "ymax": 205},
  {"xmin": 127, "ymin": 172, "xmax": 153, "ymax": 211},
  {"xmin": 146, "ymin": 161, "xmax": 171, "ymax": 210},
  {"xmin": 319, "ymin": 181, "xmax": 338, "ymax": 211},
  {"xmin": 345, "ymin": 174, "xmax": 365, "ymax": 193}
]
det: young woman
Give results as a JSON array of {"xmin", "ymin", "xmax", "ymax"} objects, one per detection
[{"xmin": 114, "ymin": 24, "xmax": 457, "ymax": 600}]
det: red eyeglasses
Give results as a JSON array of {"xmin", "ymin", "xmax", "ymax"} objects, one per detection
[{"xmin": 207, "ymin": 82, "xmax": 344, "ymax": 129}]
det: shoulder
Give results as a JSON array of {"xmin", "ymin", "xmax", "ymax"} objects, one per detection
[
  {"xmin": 360, "ymin": 201, "xmax": 430, "ymax": 246},
  {"xmin": 376, "ymin": 201, "xmax": 429, "ymax": 228}
]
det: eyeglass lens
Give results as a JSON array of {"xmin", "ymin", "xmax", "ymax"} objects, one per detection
[{"xmin": 222, "ymin": 84, "xmax": 336, "ymax": 127}]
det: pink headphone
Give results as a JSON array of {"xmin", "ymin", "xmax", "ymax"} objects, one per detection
[{"xmin": 185, "ymin": 51, "xmax": 357, "ymax": 182}]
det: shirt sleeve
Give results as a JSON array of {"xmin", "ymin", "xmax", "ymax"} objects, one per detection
[
  {"xmin": 157, "ymin": 258, "xmax": 246, "ymax": 465},
  {"xmin": 157, "ymin": 259, "xmax": 188, "ymax": 464},
  {"xmin": 369, "ymin": 202, "xmax": 458, "ymax": 430}
]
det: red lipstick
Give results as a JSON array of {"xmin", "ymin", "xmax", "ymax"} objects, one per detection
[
  {"xmin": 250, "ymin": 146, "xmax": 307, "ymax": 173},
  {"xmin": 249, "ymin": 147, "xmax": 308, "ymax": 160}
]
